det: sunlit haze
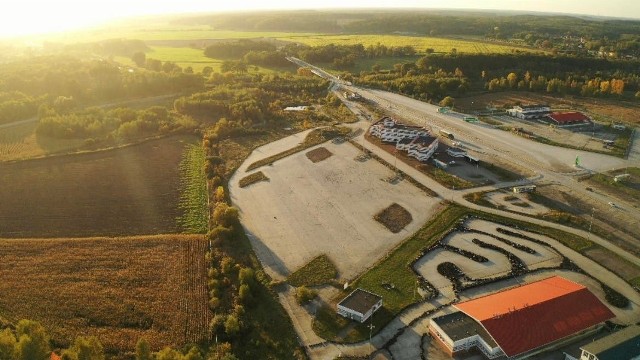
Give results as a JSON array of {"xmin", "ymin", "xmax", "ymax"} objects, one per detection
[{"xmin": 1, "ymin": 0, "xmax": 638, "ymax": 38}]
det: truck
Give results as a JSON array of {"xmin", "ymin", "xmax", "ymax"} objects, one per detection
[{"xmin": 439, "ymin": 129, "xmax": 454, "ymax": 140}]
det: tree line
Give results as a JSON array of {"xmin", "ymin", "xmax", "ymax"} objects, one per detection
[
  {"xmin": 176, "ymin": 10, "xmax": 640, "ymax": 57},
  {"xmin": 203, "ymin": 40, "xmax": 416, "ymax": 71},
  {"xmin": 173, "ymin": 71, "xmax": 333, "ymax": 126},
  {"xmin": 0, "ymin": 319, "xmax": 224, "ymax": 360},
  {"xmin": 0, "ymin": 54, "xmax": 205, "ymax": 125},
  {"xmin": 352, "ymin": 52, "xmax": 640, "ymax": 102},
  {"xmin": 178, "ymin": 70, "xmax": 350, "ymax": 359},
  {"xmin": 36, "ymin": 104, "xmax": 197, "ymax": 141}
]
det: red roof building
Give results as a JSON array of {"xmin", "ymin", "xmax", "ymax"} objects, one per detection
[
  {"xmin": 547, "ymin": 112, "xmax": 591, "ymax": 125},
  {"xmin": 429, "ymin": 276, "xmax": 615, "ymax": 359}
]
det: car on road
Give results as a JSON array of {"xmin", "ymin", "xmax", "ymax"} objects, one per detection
[{"xmin": 608, "ymin": 201, "xmax": 617, "ymax": 208}]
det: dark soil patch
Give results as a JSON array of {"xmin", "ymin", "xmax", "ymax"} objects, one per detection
[
  {"xmin": 0, "ymin": 135, "xmax": 197, "ymax": 237},
  {"xmin": 306, "ymin": 146, "xmax": 333, "ymax": 163},
  {"xmin": 374, "ymin": 203, "xmax": 413, "ymax": 233}
]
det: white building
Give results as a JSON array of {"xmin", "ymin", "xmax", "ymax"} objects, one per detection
[
  {"xmin": 369, "ymin": 117, "xmax": 430, "ymax": 143},
  {"xmin": 507, "ymin": 105, "xmax": 551, "ymax": 120},
  {"xmin": 337, "ymin": 289, "xmax": 383, "ymax": 323},
  {"xmin": 370, "ymin": 117, "xmax": 438, "ymax": 162},
  {"xmin": 407, "ymin": 137, "xmax": 439, "ymax": 162}
]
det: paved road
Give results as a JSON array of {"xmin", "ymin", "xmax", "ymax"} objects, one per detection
[{"xmin": 0, "ymin": 116, "xmax": 37, "ymax": 130}]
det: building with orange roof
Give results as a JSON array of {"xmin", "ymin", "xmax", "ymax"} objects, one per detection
[
  {"xmin": 546, "ymin": 111, "xmax": 591, "ymax": 126},
  {"xmin": 429, "ymin": 276, "xmax": 615, "ymax": 359}
]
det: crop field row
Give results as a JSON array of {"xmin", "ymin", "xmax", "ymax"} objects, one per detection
[
  {"xmin": 177, "ymin": 143, "xmax": 209, "ymax": 233},
  {"xmin": 0, "ymin": 135, "xmax": 197, "ymax": 237},
  {"xmin": 277, "ymin": 34, "xmax": 537, "ymax": 54},
  {"xmin": 0, "ymin": 235, "xmax": 209, "ymax": 355}
]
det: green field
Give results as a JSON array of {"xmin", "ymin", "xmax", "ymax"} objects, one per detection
[
  {"xmin": 146, "ymin": 46, "xmax": 224, "ymax": 72},
  {"xmin": 117, "ymin": 45, "xmax": 293, "ymax": 73},
  {"xmin": 277, "ymin": 34, "xmax": 536, "ymax": 54},
  {"xmin": 31, "ymin": 22, "xmax": 317, "ymax": 43}
]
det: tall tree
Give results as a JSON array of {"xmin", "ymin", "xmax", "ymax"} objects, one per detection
[
  {"xmin": 135, "ymin": 338, "xmax": 152, "ymax": 360},
  {"xmin": 14, "ymin": 320, "xmax": 50, "ymax": 360},
  {"xmin": 62, "ymin": 336, "xmax": 104, "ymax": 360},
  {"xmin": 131, "ymin": 52, "xmax": 146, "ymax": 67},
  {"xmin": 0, "ymin": 329, "xmax": 16, "ymax": 360}
]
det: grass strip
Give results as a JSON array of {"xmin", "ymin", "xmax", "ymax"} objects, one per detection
[
  {"xmin": 238, "ymin": 171, "xmax": 269, "ymax": 188},
  {"xmin": 287, "ymin": 254, "xmax": 338, "ymax": 287},
  {"xmin": 246, "ymin": 127, "xmax": 350, "ymax": 171},
  {"xmin": 177, "ymin": 143, "xmax": 208, "ymax": 233}
]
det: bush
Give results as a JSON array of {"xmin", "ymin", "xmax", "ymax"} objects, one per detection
[
  {"xmin": 295, "ymin": 286, "xmax": 317, "ymax": 305},
  {"xmin": 224, "ymin": 315, "xmax": 240, "ymax": 336}
]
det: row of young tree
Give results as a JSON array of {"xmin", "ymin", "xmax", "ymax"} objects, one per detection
[
  {"xmin": 0, "ymin": 319, "xmax": 233, "ymax": 360},
  {"xmin": 188, "ymin": 70, "xmax": 350, "ymax": 359}
]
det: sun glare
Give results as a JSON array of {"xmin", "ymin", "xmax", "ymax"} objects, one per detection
[{"xmin": 0, "ymin": 3, "xmax": 121, "ymax": 38}]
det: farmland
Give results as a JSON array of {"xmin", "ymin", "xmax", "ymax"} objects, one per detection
[
  {"xmin": 177, "ymin": 143, "xmax": 209, "ymax": 234},
  {"xmin": 277, "ymin": 34, "xmax": 537, "ymax": 54},
  {"xmin": 0, "ymin": 135, "xmax": 198, "ymax": 237},
  {"xmin": 29, "ymin": 23, "xmax": 315, "ymax": 43},
  {"xmin": 0, "ymin": 121, "xmax": 85, "ymax": 162},
  {"xmin": 0, "ymin": 235, "xmax": 209, "ymax": 357}
]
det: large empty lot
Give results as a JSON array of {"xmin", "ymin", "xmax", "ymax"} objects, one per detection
[
  {"xmin": 0, "ymin": 235, "xmax": 209, "ymax": 355},
  {"xmin": 230, "ymin": 133, "xmax": 442, "ymax": 281},
  {"xmin": 0, "ymin": 135, "xmax": 197, "ymax": 237}
]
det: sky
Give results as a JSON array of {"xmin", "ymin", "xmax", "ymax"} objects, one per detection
[{"xmin": 0, "ymin": 0, "xmax": 638, "ymax": 38}]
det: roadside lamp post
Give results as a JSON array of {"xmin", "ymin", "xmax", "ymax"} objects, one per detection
[
  {"xmin": 369, "ymin": 313, "xmax": 375, "ymax": 352},
  {"xmin": 587, "ymin": 207, "xmax": 595, "ymax": 241}
]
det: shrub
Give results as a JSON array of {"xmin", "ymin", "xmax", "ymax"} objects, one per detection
[{"xmin": 295, "ymin": 286, "xmax": 317, "ymax": 305}]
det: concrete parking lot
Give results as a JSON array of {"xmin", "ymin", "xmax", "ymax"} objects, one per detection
[{"xmin": 230, "ymin": 133, "xmax": 441, "ymax": 281}]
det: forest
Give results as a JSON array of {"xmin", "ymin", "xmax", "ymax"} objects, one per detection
[
  {"xmin": 0, "ymin": 54, "xmax": 203, "ymax": 126},
  {"xmin": 176, "ymin": 10, "xmax": 640, "ymax": 56},
  {"xmin": 350, "ymin": 52, "xmax": 640, "ymax": 102}
]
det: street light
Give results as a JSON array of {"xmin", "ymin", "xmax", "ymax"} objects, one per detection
[
  {"xmin": 369, "ymin": 313, "xmax": 375, "ymax": 352},
  {"xmin": 587, "ymin": 207, "xmax": 595, "ymax": 241}
]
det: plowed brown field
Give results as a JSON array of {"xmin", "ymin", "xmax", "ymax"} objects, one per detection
[{"xmin": 0, "ymin": 235, "xmax": 210, "ymax": 356}]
